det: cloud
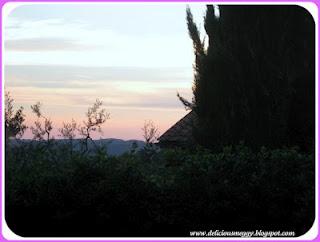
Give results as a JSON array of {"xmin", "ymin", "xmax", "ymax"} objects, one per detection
[
  {"xmin": 4, "ymin": 65, "xmax": 192, "ymax": 119},
  {"xmin": 4, "ymin": 17, "xmax": 88, "ymax": 40},
  {"xmin": 6, "ymin": 85, "xmax": 191, "ymax": 111},
  {"xmin": 4, "ymin": 64, "xmax": 193, "ymax": 111},
  {"xmin": 4, "ymin": 14, "xmax": 196, "ymax": 67},
  {"xmin": 5, "ymin": 38, "xmax": 92, "ymax": 52},
  {"xmin": 5, "ymin": 65, "xmax": 193, "ymax": 88}
]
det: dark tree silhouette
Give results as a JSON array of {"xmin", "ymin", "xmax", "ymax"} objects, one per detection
[
  {"xmin": 5, "ymin": 92, "xmax": 27, "ymax": 141},
  {"xmin": 142, "ymin": 120, "xmax": 159, "ymax": 145},
  {"xmin": 31, "ymin": 102, "xmax": 53, "ymax": 145},
  {"xmin": 181, "ymin": 5, "xmax": 314, "ymax": 150},
  {"xmin": 59, "ymin": 119, "xmax": 78, "ymax": 155},
  {"xmin": 79, "ymin": 99, "xmax": 110, "ymax": 152},
  {"xmin": 59, "ymin": 119, "xmax": 78, "ymax": 140}
]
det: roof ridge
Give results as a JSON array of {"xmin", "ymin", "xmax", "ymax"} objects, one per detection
[{"xmin": 158, "ymin": 110, "xmax": 194, "ymax": 141}]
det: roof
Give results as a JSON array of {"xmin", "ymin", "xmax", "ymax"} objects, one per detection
[{"xmin": 158, "ymin": 111, "xmax": 195, "ymax": 144}]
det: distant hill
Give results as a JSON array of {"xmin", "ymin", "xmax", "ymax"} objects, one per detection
[
  {"xmin": 8, "ymin": 138, "xmax": 145, "ymax": 156},
  {"xmin": 92, "ymin": 139, "xmax": 145, "ymax": 156}
]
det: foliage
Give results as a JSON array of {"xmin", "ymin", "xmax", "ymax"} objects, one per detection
[
  {"xmin": 6, "ymin": 143, "xmax": 314, "ymax": 237},
  {"xmin": 182, "ymin": 6, "xmax": 315, "ymax": 151},
  {"xmin": 79, "ymin": 99, "xmax": 110, "ymax": 151},
  {"xmin": 59, "ymin": 119, "xmax": 78, "ymax": 140},
  {"xmin": 59, "ymin": 119, "xmax": 78, "ymax": 155},
  {"xmin": 30, "ymin": 102, "xmax": 53, "ymax": 143},
  {"xmin": 5, "ymin": 92, "xmax": 27, "ymax": 139}
]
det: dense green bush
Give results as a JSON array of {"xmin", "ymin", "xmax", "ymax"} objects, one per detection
[{"xmin": 6, "ymin": 142, "xmax": 314, "ymax": 237}]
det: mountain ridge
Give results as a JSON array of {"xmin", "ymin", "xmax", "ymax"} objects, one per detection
[{"xmin": 9, "ymin": 138, "xmax": 146, "ymax": 156}]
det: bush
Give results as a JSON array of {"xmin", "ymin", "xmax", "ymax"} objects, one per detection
[{"xmin": 6, "ymin": 143, "xmax": 314, "ymax": 237}]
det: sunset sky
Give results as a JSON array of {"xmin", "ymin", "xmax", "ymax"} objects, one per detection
[{"xmin": 4, "ymin": 3, "xmax": 208, "ymax": 140}]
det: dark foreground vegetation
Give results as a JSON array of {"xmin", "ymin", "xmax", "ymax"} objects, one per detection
[
  {"xmin": 6, "ymin": 142, "xmax": 314, "ymax": 237},
  {"xmin": 179, "ymin": 5, "xmax": 314, "ymax": 152}
]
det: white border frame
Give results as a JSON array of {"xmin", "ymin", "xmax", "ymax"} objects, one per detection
[{"xmin": 1, "ymin": 1, "xmax": 318, "ymax": 240}]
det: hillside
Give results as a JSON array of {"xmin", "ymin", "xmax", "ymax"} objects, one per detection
[{"xmin": 8, "ymin": 138, "xmax": 146, "ymax": 156}]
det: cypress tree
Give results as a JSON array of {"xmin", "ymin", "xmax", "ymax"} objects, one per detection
[{"xmin": 182, "ymin": 5, "xmax": 314, "ymax": 150}]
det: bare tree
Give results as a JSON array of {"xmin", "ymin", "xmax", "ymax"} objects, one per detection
[
  {"xmin": 142, "ymin": 120, "xmax": 159, "ymax": 145},
  {"xmin": 59, "ymin": 119, "xmax": 78, "ymax": 155},
  {"xmin": 59, "ymin": 119, "xmax": 77, "ymax": 140},
  {"xmin": 30, "ymin": 102, "xmax": 53, "ymax": 145},
  {"xmin": 79, "ymin": 99, "xmax": 110, "ymax": 152}
]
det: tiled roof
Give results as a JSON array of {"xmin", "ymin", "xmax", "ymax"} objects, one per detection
[{"xmin": 158, "ymin": 111, "xmax": 195, "ymax": 143}]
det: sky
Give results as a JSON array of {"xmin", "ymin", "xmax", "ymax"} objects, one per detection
[{"xmin": 4, "ymin": 3, "xmax": 208, "ymax": 140}]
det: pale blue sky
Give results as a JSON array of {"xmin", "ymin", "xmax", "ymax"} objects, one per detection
[
  {"xmin": 4, "ymin": 4, "xmax": 208, "ymax": 140},
  {"xmin": 5, "ymin": 4, "xmax": 207, "ymax": 67}
]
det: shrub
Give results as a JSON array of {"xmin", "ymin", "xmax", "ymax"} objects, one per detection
[{"xmin": 6, "ymin": 143, "xmax": 314, "ymax": 237}]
